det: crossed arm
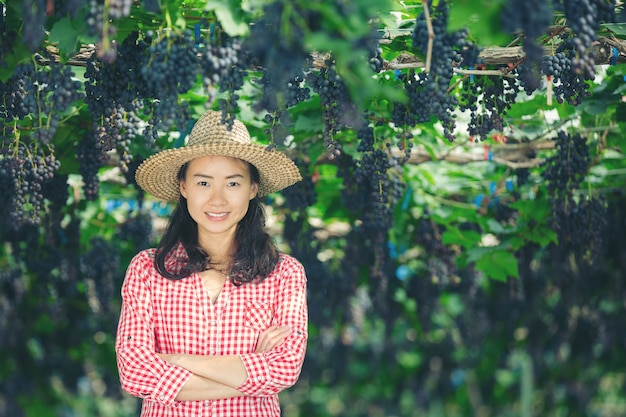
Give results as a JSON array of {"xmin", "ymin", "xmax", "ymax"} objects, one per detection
[{"xmin": 158, "ymin": 325, "xmax": 291, "ymax": 401}]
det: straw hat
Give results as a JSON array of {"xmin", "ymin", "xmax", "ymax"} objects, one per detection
[{"xmin": 135, "ymin": 110, "xmax": 302, "ymax": 201}]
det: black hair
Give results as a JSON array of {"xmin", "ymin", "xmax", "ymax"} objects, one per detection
[{"xmin": 154, "ymin": 161, "xmax": 279, "ymax": 284}]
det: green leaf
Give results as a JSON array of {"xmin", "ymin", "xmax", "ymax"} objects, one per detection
[
  {"xmin": 205, "ymin": 0, "xmax": 249, "ymax": 36},
  {"xmin": 509, "ymin": 198, "xmax": 558, "ymax": 247},
  {"xmin": 48, "ymin": 18, "xmax": 80, "ymax": 59},
  {"xmin": 447, "ymin": 0, "xmax": 511, "ymax": 46},
  {"xmin": 603, "ymin": 23, "xmax": 626, "ymax": 36},
  {"xmin": 442, "ymin": 228, "xmax": 481, "ymax": 249},
  {"xmin": 396, "ymin": 351, "xmax": 422, "ymax": 370},
  {"xmin": 417, "ymin": 167, "xmax": 436, "ymax": 186},
  {"xmin": 0, "ymin": 43, "xmax": 32, "ymax": 82},
  {"xmin": 474, "ymin": 248, "xmax": 519, "ymax": 281}
]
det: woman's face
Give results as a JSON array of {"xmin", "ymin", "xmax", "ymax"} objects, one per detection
[{"xmin": 180, "ymin": 155, "xmax": 258, "ymax": 244}]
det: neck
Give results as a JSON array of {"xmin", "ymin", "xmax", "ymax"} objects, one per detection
[{"xmin": 198, "ymin": 230, "xmax": 236, "ymax": 258}]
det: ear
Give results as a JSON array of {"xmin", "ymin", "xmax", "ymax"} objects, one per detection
[
  {"xmin": 249, "ymin": 182, "xmax": 259, "ymax": 200},
  {"xmin": 179, "ymin": 179, "xmax": 188, "ymax": 199}
]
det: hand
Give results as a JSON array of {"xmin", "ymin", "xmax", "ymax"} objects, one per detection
[{"xmin": 255, "ymin": 325, "xmax": 291, "ymax": 353}]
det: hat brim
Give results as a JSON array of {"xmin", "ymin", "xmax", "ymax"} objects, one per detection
[{"xmin": 135, "ymin": 142, "xmax": 302, "ymax": 201}]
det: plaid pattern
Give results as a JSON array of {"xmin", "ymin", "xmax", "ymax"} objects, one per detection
[{"xmin": 116, "ymin": 247, "xmax": 308, "ymax": 416}]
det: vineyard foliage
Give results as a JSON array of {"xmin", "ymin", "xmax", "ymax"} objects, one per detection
[{"xmin": 1, "ymin": 0, "xmax": 626, "ymax": 416}]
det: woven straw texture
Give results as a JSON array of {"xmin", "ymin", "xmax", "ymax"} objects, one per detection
[{"xmin": 135, "ymin": 111, "xmax": 302, "ymax": 201}]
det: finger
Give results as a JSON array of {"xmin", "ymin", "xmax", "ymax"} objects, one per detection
[{"xmin": 264, "ymin": 328, "xmax": 291, "ymax": 350}]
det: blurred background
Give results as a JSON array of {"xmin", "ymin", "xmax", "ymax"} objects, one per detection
[{"xmin": 2, "ymin": 0, "xmax": 626, "ymax": 416}]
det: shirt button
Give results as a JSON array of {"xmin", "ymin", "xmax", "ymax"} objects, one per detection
[
  {"xmin": 257, "ymin": 376, "xmax": 263, "ymax": 381},
  {"xmin": 159, "ymin": 395, "xmax": 165, "ymax": 401},
  {"xmin": 210, "ymin": 349, "xmax": 216, "ymax": 355},
  {"xmin": 210, "ymin": 320, "xmax": 217, "ymax": 326}
]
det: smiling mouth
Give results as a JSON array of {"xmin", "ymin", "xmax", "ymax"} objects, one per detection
[{"xmin": 207, "ymin": 212, "xmax": 228, "ymax": 218}]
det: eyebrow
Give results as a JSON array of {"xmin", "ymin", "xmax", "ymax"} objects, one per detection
[{"xmin": 192, "ymin": 173, "xmax": 245, "ymax": 179}]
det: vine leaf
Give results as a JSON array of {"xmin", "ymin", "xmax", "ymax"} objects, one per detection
[
  {"xmin": 603, "ymin": 23, "xmax": 626, "ymax": 36},
  {"xmin": 204, "ymin": 0, "xmax": 249, "ymax": 36},
  {"xmin": 49, "ymin": 18, "xmax": 80, "ymax": 60},
  {"xmin": 447, "ymin": 0, "xmax": 511, "ymax": 46},
  {"xmin": 474, "ymin": 248, "xmax": 519, "ymax": 282},
  {"xmin": 442, "ymin": 228, "xmax": 481, "ymax": 250}
]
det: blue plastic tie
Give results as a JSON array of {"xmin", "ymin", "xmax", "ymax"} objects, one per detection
[
  {"xmin": 610, "ymin": 47, "xmax": 618, "ymax": 66},
  {"xmin": 194, "ymin": 24, "xmax": 201, "ymax": 46},
  {"xmin": 505, "ymin": 178, "xmax": 514, "ymax": 192}
]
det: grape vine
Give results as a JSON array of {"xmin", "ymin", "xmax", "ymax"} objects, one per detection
[{"xmin": 1, "ymin": 2, "xmax": 626, "ymax": 415}]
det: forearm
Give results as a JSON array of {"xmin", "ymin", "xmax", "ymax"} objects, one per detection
[
  {"xmin": 163, "ymin": 353, "xmax": 248, "ymax": 389},
  {"xmin": 176, "ymin": 373, "xmax": 245, "ymax": 401}
]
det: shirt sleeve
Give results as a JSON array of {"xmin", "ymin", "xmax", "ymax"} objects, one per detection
[
  {"xmin": 115, "ymin": 250, "xmax": 193, "ymax": 406},
  {"xmin": 236, "ymin": 256, "xmax": 308, "ymax": 397}
]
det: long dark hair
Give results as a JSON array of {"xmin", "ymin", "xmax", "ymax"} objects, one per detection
[{"xmin": 154, "ymin": 160, "xmax": 279, "ymax": 285}]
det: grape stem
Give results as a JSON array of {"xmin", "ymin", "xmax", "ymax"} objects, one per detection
[{"xmin": 421, "ymin": 0, "xmax": 434, "ymax": 73}]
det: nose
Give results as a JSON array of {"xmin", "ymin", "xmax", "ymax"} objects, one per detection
[{"xmin": 208, "ymin": 186, "xmax": 227, "ymax": 206}]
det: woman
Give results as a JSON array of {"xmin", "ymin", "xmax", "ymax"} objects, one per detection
[{"xmin": 115, "ymin": 110, "xmax": 308, "ymax": 416}]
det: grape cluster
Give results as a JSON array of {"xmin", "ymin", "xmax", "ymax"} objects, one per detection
[
  {"xmin": 336, "ymin": 153, "xmax": 365, "ymax": 215},
  {"xmin": 115, "ymin": 211, "xmax": 154, "ymax": 252},
  {"xmin": 353, "ymin": 29, "xmax": 386, "ymax": 73},
  {"xmin": 0, "ymin": 63, "xmax": 34, "ymax": 120},
  {"xmin": 455, "ymin": 28, "xmax": 482, "ymax": 69},
  {"xmin": 459, "ymin": 75, "xmax": 518, "ymax": 141},
  {"xmin": 414, "ymin": 217, "xmax": 457, "ymax": 271},
  {"xmin": 553, "ymin": 0, "xmax": 603, "ymax": 78},
  {"xmin": 557, "ymin": 193, "xmax": 607, "ymax": 265},
  {"xmin": 141, "ymin": 30, "xmax": 198, "ymax": 131},
  {"xmin": 405, "ymin": 0, "xmax": 466, "ymax": 141},
  {"xmin": 284, "ymin": 72, "xmax": 311, "ymax": 108},
  {"xmin": 595, "ymin": 0, "xmax": 618, "ymax": 22},
  {"xmin": 76, "ymin": 131, "xmax": 106, "ymax": 200},
  {"xmin": 2, "ymin": 58, "xmax": 81, "ymax": 141},
  {"xmin": 52, "ymin": 0, "xmax": 84, "ymax": 19},
  {"xmin": 541, "ymin": 130, "xmax": 591, "ymax": 228},
  {"xmin": 355, "ymin": 149, "xmax": 405, "ymax": 233},
  {"xmin": 200, "ymin": 33, "xmax": 244, "ymax": 99},
  {"xmin": 79, "ymin": 236, "xmax": 121, "ymax": 314},
  {"xmin": 541, "ymin": 35, "xmax": 593, "ymax": 105},
  {"xmin": 281, "ymin": 158, "xmax": 317, "ymax": 213},
  {"xmin": 21, "ymin": 0, "xmax": 47, "ymax": 52},
  {"xmin": 0, "ymin": 130, "xmax": 60, "ymax": 228},
  {"xmin": 307, "ymin": 60, "xmax": 358, "ymax": 159},
  {"xmin": 85, "ymin": 0, "xmax": 105, "ymax": 38},
  {"xmin": 84, "ymin": 32, "xmax": 154, "ymax": 169},
  {"xmin": 516, "ymin": 167, "xmax": 530, "ymax": 187},
  {"xmin": 244, "ymin": 1, "xmax": 311, "ymax": 112},
  {"xmin": 257, "ymin": 70, "xmax": 311, "ymax": 114},
  {"xmin": 501, "ymin": 0, "xmax": 554, "ymax": 93},
  {"xmin": 257, "ymin": 70, "xmax": 311, "ymax": 144},
  {"xmin": 199, "ymin": 32, "xmax": 249, "ymax": 128},
  {"xmin": 41, "ymin": 173, "xmax": 69, "ymax": 223},
  {"xmin": 108, "ymin": 0, "xmax": 133, "ymax": 19},
  {"xmin": 540, "ymin": 128, "xmax": 606, "ymax": 265}
]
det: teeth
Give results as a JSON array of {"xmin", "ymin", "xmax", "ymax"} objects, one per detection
[{"xmin": 207, "ymin": 212, "xmax": 227, "ymax": 218}]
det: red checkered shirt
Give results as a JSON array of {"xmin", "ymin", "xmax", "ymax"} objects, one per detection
[{"xmin": 115, "ymin": 247, "xmax": 308, "ymax": 416}]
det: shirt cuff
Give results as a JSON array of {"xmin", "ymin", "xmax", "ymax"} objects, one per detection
[
  {"xmin": 236, "ymin": 353, "xmax": 272, "ymax": 396},
  {"xmin": 150, "ymin": 363, "xmax": 193, "ymax": 406}
]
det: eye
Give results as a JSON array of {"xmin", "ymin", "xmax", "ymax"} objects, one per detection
[
  {"xmin": 198, "ymin": 181, "xmax": 209, "ymax": 187},
  {"xmin": 227, "ymin": 181, "xmax": 240, "ymax": 187}
]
